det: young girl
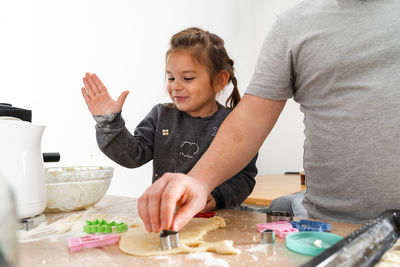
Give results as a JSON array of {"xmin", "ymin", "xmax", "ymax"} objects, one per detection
[{"xmin": 81, "ymin": 27, "xmax": 257, "ymax": 211}]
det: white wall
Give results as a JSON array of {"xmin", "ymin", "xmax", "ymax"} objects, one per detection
[{"xmin": 1, "ymin": 0, "xmax": 303, "ymax": 198}]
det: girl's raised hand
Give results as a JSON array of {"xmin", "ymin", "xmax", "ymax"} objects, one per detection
[{"xmin": 81, "ymin": 73, "xmax": 129, "ymax": 116}]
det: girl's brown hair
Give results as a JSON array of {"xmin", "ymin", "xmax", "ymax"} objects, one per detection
[{"xmin": 166, "ymin": 27, "xmax": 241, "ymax": 108}]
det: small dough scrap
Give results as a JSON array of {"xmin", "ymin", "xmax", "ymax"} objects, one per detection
[
  {"xmin": 119, "ymin": 216, "xmax": 240, "ymax": 256},
  {"xmin": 313, "ymin": 239, "xmax": 322, "ymax": 248}
]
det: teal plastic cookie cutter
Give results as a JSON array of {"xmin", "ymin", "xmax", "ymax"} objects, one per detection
[
  {"xmin": 83, "ymin": 219, "xmax": 128, "ymax": 234},
  {"xmin": 286, "ymin": 232, "xmax": 343, "ymax": 256}
]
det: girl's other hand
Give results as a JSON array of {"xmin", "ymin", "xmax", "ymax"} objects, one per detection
[{"xmin": 81, "ymin": 73, "xmax": 129, "ymax": 116}]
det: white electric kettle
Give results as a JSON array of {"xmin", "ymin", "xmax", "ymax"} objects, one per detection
[{"xmin": 0, "ymin": 105, "xmax": 47, "ymax": 219}]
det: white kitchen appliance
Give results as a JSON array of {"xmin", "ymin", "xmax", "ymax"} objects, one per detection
[
  {"xmin": 0, "ymin": 118, "xmax": 47, "ymax": 219},
  {"xmin": 0, "ymin": 104, "xmax": 59, "ymax": 223}
]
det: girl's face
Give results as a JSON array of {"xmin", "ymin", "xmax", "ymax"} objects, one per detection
[{"xmin": 166, "ymin": 52, "xmax": 218, "ymax": 118}]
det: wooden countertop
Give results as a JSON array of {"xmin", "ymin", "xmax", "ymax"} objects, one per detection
[
  {"xmin": 245, "ymin": 174, "xmax": 306, "ymax": 206},
  {"xmin": 19, "ymin": 195, "xmax": 360, "ymax": 267}
]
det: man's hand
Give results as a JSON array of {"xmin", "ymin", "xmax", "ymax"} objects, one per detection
[
  {"xmin": 204, "ymin": 194, "xmax": 216, "ymax": 211},
  {"xmin": 81, "ymin": 72, "xmax": 129, "ymax": 116},
  {"xmin": 137, "ymin": 172, "xmax": 210, "ymax": 233}
]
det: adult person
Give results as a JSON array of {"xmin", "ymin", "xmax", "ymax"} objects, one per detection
[{"xmin": 138, "ymin": 0, "xmax": 400, "ymax": 233}]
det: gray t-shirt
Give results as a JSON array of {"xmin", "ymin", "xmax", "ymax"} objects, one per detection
[
  {"xmin": 246, "ymin": 0, "xmax": 400, "ymax": 223},
  {"xmin": 94, "ymin": 103, "xmax": 258, "ymax": 209}
]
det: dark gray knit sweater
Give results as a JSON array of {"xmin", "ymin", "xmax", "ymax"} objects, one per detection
[{"xmin": 94, "ymin": 102, "xmax": 257, "ymax": 209}]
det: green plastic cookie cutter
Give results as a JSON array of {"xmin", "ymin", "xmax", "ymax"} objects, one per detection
[{"xmin": 83, "ymin": 219, "xmax": 128, "ymax": 234}]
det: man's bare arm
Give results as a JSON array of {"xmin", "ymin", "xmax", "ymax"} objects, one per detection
[
  {"xmin": 189, "ymin": 94, "xmax": 286, "ymax": 189},
  {"xmin": 138, "ymin": 94, "xmax": 286, "ymax": 232}
]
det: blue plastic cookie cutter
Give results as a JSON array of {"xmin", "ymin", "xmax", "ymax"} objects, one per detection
[{"xmin": 290, "ymin": 219, "xmax": 331, "ymax": 232}]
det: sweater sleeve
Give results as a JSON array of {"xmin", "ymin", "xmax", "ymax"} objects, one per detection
[
  {"xmin": 210, "ymin": 153, "xmax": 258, "ymax": 209},
  {"xmin": 94, "ymin": 106, "xmax": 158, "ymax": 168}
]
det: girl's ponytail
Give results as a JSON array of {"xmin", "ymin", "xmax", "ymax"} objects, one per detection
[{"xmin": 226, "ymin": 75, "xmax": 241, "ymax": 108}]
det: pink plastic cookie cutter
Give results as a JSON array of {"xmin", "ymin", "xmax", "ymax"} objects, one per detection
[
  {"xmin": 68, "ymin": 234, "xmax": 120, "ymax": 252},
  {"xmin": 256, "ymin": 221, "xmax": 298, "ymax": 239}
]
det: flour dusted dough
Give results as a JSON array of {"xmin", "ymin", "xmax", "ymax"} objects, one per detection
[{"xmin": 119, "ymin": 216, "xmax": 240, "ymax": 256}]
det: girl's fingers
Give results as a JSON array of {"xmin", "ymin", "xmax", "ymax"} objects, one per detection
[
  {"xmin": 85, "ymin": 73, "xmax": 100, "ymax": 94},
  {"xmin": 83, "ymin": 77, "xmax": 95, "ymax": 98},
  {"xmin": 117, "ymin": 91, "xmax": 129, "ymax": 107},
  {"xmin": 81, "ymin": 87, "xmax": 91, "ymax": 105},
  {"xmin": 92, "ymin": 73, "xmax": 107, "ymax": 93},
  {"xmin": 84, "ymin": 73, "xmax": 93, "ymax": 91}
]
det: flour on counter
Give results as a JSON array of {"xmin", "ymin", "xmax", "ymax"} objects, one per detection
[
  {"xmin": 153, "ymin": 256, "xmax": 178, "ymax": 265},
  {"xmin": 246, "ymin": 245, "xmax": 268, "ymax": 253},
  {"xmin": 18, "ymin": 213, "xmax": 140, "ymax": 243},
  {"xmin": 185, "ymin": 252, "xmax": 230, "ymax": 267}
]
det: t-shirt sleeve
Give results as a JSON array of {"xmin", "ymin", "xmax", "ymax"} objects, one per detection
[{"xmin": 246, "ymin": 16, "xmax": 295, "ymax": 100}]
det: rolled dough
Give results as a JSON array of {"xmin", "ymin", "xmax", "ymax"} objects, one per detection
[{"xmin": 119, "ymin": 216, "xmax": 240, "ymax": 256}]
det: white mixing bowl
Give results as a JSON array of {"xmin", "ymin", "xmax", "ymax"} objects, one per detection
[{"xmin": 45, "ymin": 166, "xmax": 113, "ymax": 212}]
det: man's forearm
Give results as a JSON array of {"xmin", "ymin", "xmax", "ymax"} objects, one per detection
[{"xmin": 189, "ymin": 94, "xmax": 286, "ymax": 192}]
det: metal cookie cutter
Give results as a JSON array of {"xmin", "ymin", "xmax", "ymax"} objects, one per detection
[
  {"xmin": 266, "ymin": 211, "xmax": 293, "ymax": 223},
  {"xmin": 257, "ymin": 221, "xmax": 298, "ymax": 239},
  {"xmin": 160, "ymin": 230, "xmax": 180, "ymax": 250},
  {"xmin": 260, "ymin": 229, "xmax": 275, "ymax": 244}
]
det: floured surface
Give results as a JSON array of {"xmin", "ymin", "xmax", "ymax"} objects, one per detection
[
  {"xmin": 18, "ymin": 213, "xmax": 139, "ymax": 243},
  {"xmin": 119, "ymin": 216, "xmax": 240, "ymax": 256},
  {"xmin": 19, "ymin": 196, "xmax": 361, "ymax": 267}
]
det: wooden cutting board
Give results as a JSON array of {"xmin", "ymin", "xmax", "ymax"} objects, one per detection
[{"xmin": 245, "ymin": 174, "xmax": 306, "ymax": 206}]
